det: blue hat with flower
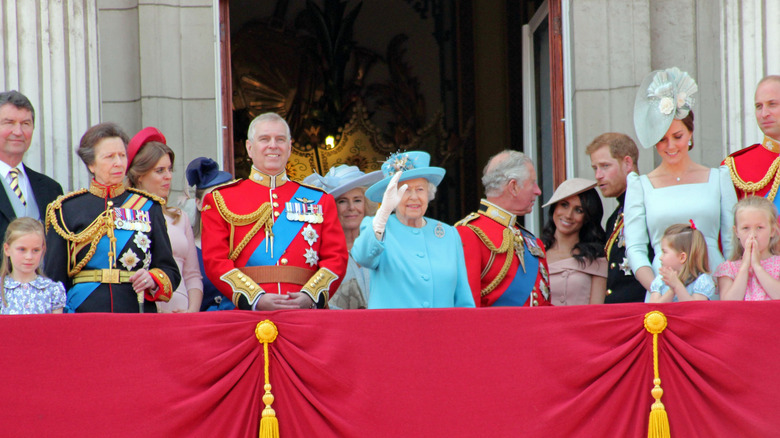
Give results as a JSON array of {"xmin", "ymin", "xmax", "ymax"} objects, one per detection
[
  {"xmin": 302, "ymin": 164, "xmax": 383, "ymax": 198},
  {"xmin": 633, "ymin": 67, "xmax": 698, "ymax": 149},
  {"xmin": 365, "ymin": 151, "xmax": 446, "ymax": 202}
]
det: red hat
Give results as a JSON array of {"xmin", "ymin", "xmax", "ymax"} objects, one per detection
[{"xmin": 127, "ymin": 127, "xmax": 166, "ymax": 166}]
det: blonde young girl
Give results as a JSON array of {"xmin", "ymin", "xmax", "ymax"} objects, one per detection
[
  {"xmin": 0, "ymin": 218, "xmax": 66, "ymax": 314},
  {"xmin": 715, "ymin": 196, "xmax": 780, "ymax": 300},
  {"xmin": 648, "ymin": 222, "xmax": 715, "ymax": 302}
]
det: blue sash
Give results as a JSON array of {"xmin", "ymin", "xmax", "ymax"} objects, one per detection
[
  {"xmin": 492, "ymin": 245, "xmax": 540, "ymax": 307},
  {"xmin": 246, "ymin": 185, "xmax": 323, "ymax": 266},
  {"xmin": 65, "ymin": 199, "xmax": 153, "ymax": 312}
]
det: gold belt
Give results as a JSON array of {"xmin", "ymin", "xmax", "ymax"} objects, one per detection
[{"xmin": 72, "ymin": 269, "xmax": 137, "ymax": 284}]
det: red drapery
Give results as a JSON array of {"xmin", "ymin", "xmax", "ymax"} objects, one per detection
[{"xmin": 2, "ymin": 301, "xmax": 778, "ymax": 437}]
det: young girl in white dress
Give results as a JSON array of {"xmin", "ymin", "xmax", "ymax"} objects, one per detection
[
  {"xmin": 648, "ymin": 222, "xmax": 715, "ymax": 302},
  {"xmin": 0, "ymin": 217, "xmax": 66, "ymax": 314}
]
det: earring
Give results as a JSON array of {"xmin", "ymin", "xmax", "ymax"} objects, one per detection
[{"xmin": 688, "ymin": 140, "xmax": 692, "ymax": 146}]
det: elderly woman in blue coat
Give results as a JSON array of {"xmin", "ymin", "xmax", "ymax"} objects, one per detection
[{"xmin": 351, "ymin": 151, "xmax": 475, "ymax": 309}]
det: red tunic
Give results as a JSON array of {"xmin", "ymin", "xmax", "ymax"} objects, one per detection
[
  {"xmin": 723, "ymin": 136, "xmax": 780, "ymax": 199},
  {"xmin": 201, "ymin": 169, "xmax": 347, "ymax": 309},
  {"xmin": 456, "ymin": 200, "xmax": 551, "ymax": 307}
]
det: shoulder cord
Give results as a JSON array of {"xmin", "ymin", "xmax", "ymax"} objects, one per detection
[{"xmin": 212, "ymin": 191, "xmax": 274, "ymax": 260}]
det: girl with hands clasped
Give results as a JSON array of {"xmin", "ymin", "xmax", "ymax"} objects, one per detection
[
  {"xmin": 715, "ymin": 196, "xmax": 780, "ymax": 300},
  {"xmin": 1, "ymin": 218, "xmax": 66, "ymax": 314},
  {"xmin": 648, "ymin": 222, "xmax": 715, "ymax": 303}
]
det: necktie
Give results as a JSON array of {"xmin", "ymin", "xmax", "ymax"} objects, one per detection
[{"xmin": 8, "ymin": 168, "xmax": 26, "ymax": 206}]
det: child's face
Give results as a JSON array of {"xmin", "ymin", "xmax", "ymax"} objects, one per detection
[
  {"xmin": 659, "ymin": 238, "xmax": 686, "ymax": 271},
  {"xmin": 3, "ymin": 233, "xmax": 44, "ymax": 278},
  {"xmin": 735, "ymin": 207, "xmax": 776, "ymax": 256}
]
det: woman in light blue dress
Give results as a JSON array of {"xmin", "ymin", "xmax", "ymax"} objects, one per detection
[
  {"xmin": 351, "ymin": 151, "xmax": 475, "ymax": 309},
  {"xmin": 624, "ymin": 67, "xmax": 737, "ymax": 300}
]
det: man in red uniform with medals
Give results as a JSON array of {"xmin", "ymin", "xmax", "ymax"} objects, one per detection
[
  {"xmin": 455, "ymin": 150, "xmax": 551, "ymax": 307},
  {"xmin": 201, "ymin": 113, "xmax": 347, "ymax": 310},
  {"xmin": 724, "ymin": 75, "xmax": 780, "ymax": 206}
]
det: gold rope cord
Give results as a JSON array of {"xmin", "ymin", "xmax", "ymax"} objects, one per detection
[
  {"xmin": 724, "ymin": 155, "xmax": 780, "ymax": 200},
  {"xmin": 256, "ymin": 320, "xmax": 280, "ymax": 438},
  {"xmin": 45, "ymin": 193, "xmax": 115, "ymax": 276},
  {"xmin": 644, "ymin": 311, "xmax": 670, "ymax": 438},
  {"xmin": 212, "ymin": 191, "xmax": 274, "ymax": 260},
  {"xmin": 466, "ymin": 225, "xmax": 516, "ymax": 297},
  {"xmin": 605, "ymin": 216, "xmax": 624, "ymax": 260}
]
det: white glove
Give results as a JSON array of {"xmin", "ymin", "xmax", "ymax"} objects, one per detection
[{"xmin": 373, "ymin": 171, "xmax": 408, "ymax": 239}]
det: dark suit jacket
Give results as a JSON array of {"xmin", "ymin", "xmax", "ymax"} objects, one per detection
[{"xmin": 0, "ymin": 165, "xmax": 63, "ymax": 248}]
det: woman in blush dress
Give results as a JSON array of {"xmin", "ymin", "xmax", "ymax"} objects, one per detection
[
  {"xmin": 126, "ymin": 127, "xmax": 202, "ymax": 313},
  {"xmin": 541, "ymin": 178, "xmax": 607, "ymax": 305},
  {"xmin": 624, "ymin": 67, "xmax": 737, "ymax": 301}
]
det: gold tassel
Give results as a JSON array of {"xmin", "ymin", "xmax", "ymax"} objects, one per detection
[
  {"xmin": 256, "ymin": 320, "xmax": 280, "ymax": 438},
  {"xmin": 644, "ymin": 311, "xmax": 670, "ymax": 438}
]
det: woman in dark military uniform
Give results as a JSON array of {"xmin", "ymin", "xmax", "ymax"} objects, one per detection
[{"xmin": 44, "ymin": 123, "xmax": 180, "ymax": 312}]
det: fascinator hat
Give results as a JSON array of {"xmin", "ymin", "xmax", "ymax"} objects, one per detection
[
  {"xmin": 633, "ymin": 67, "xmax": 698, "ymax": 149},
  {"xmin": 185, "ymin": 157, "xmax": 233, "ymax": 190},
  {"xmin": 365, "ymin": 151, "xmax": 446, "ymax": 202},
  {"xmin": 302, "ymin": 165, "xmax": 383, "ymax": 198},
  {"xmin": 542, "ymin": 178, "xmax": 598, "ymax": 208}
]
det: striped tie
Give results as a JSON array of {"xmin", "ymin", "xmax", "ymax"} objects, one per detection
[{"xmin": 8, "ymin": 168, "xmax": 26, "ymax": 206}]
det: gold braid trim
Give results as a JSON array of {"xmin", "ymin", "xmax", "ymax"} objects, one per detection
[
  {"xmin": 127, "ymin": 187, "xmax": 166, "ymax": 205},
  {"xmin": 724, "ymin": 155, "xmax": 780, "ymax": 200},
  {"xmin": 45, "ymin": 190, "xmax": 116, "ymax": 277},
  {"xmin": 211, "ymin": 191, "xmax": 275, "ymax": 260},
  {"xmin": 466, "ymin": 225, "xmax": 515, "ymax": 297}
]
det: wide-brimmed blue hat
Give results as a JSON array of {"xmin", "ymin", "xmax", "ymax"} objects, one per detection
[
  {"xmin": 365, "ymin": 151, "xmax": 445, "ymax": 202},
  {"xmin": 186, "ymin": 157, "xmax": 233, "ymax": 190},
  {"xmin": 302, "ymin": 164, "xmax": 383, "ymax": 198},
  {"xmin": 633, "ymin": 67, "xmax": 698, "ymax": 149}
]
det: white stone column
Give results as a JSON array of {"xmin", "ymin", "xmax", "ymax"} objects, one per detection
[
  {"xmin": 722, "ymin": 0, "xmax": 780, "ymax": 153},
  {"xmin": 0, "ymin": 0, "xmax": 100, "ymax": 191}
]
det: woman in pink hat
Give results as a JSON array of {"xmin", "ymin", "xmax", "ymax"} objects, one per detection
[
  {"xmin": 126, "ymin": 127, "xmax": 202, "ymax": 313},
  {"xmin": 541, "ymin": 178, "xmax": 607, "ymax": 305}
]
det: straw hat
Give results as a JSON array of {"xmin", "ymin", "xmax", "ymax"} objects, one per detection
[
  {"xmin": 542, "ymin": 178, "xmax": 597, "ymax": 208},
  {"xmin": 302, "ymin": 165, "xmax": 383, "ymax": 198},
  {"xmin": 364, "ymin": 151, "xmax": 445, "ymax": 202},
  {"xmin": 633, "ymin": 67, "xmax": 698, "ymax": 149}
]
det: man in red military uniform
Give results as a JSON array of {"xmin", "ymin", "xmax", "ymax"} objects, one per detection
[
  {"xmin": 723, "ymin": 75, "xmax": 780, "ymax": 206},
  {"xmin": 456, "ymin": 150, "xmax": 551, "ymax": 307},
  {"xmin": 201, "ymin": 112, "xmax": 347, "ymax": 310}
]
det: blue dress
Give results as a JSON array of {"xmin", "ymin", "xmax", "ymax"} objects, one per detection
[
  {"xmin": 351, "ymin": 215, "xmax": 475, "ymax": 309},
  {"xmin": 1, "ymin": 275, "xmax": 66, "ymax": 314},
  {"xmin": 624, "ymin": 167, "xmax": 736, "ymax": 282},
  {"xmin": 649, "ymin": 273, "xmax": 716, "ymax": 301}
]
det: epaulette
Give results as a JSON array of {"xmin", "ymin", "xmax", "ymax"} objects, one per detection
[
  {"xmin": 454, "ymin": 212, "xmax": 479, "ymax": 227},
  {"xmin": 45, "ymin": 189, "xmax": 89, "ymax": 231},
  {"xmin": 298, "ymin": 181, "xmax": 327, "ymax": 193},
  {"xmin": 725, "ymin": 143, "xmax": 762, "ymax": 160},
  {"xmin": 209, "ymin": 178, "xmax": 242, "ymax": 195},
  {"xmin": 127, "ymin": 186, "xmax": 166, "ymax": 206}
]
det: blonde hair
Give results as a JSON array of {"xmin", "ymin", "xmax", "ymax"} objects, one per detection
[
  {"xmin": 662, "ymin": 223, "xmax": 709, "ymax": 286},
  {"xmin": 1, "ymin": 218, "xmax": 46, "ymax": 307},
  {"xmin": 730, "ymin": 196, "xmax": 780, "ymax": 260}
]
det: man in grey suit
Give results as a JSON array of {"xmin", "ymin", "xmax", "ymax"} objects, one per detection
[{"xmin": 0, "ymin": 91, "xmax": 63, "ymax": 248}]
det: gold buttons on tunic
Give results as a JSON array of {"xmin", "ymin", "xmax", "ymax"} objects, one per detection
[
  {"xmin": 274, "ymin": 211, "xmax": 280, "ymax": 217},
  {"xmin": 273, "ymin": 202, "xmax": 279, "ymax": 208},
  {"xmin": 272, "ymin": 193, "xmax": 278, "ymax": 199},
  {"xmin": 280, "ymin": 258, "xmax": 288, "ymax": 265}
]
